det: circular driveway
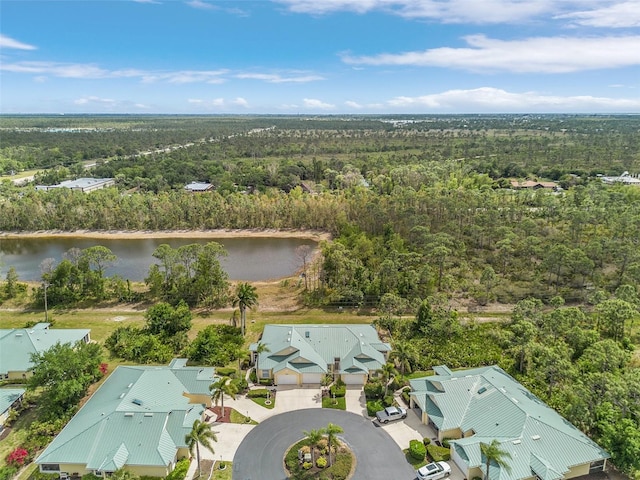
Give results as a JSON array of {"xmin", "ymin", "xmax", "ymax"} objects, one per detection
[{"xmin": 232, "ymin": 408, "xmax": 416, "ymax": 480}]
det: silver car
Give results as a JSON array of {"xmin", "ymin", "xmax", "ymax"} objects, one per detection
[
  {"xmin": 416, "ymin": 461, "xmax": 451, "ymax": 480},
  {"xmin": 375, "ymin": 406, "xmax": 407, "ymax": 423}
]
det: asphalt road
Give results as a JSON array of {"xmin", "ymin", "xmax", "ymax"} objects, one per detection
[{"xmin": 232, "ymin": 408, "xmax": 416, "ymax": 480}]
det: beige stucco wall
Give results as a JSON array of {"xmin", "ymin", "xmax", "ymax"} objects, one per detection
[
  {"xmin": 183, "ymin": 392, "xmax": 211, "ymax": 408},
  {"xmin": 467, "ymin": 466, "xmax": 483, "ymax": 480},
  {"xmin": 565, "ymin": 463, "xmax": 591, "ymax": 478},
  {"xmin": 128, "ymin": 465, "xmax": 170, "ymax": 477},
  {"xmin": 6, "ymin": 371, "xmax": 30, "ymax": 380},
  {"xmin": 439, "ymin": 428, "xmax": 462, "ymax": 442}
]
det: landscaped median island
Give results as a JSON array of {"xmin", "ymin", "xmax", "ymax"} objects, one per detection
[{"xmin": 284, "ymin": 424, "xmax": 353, "ymax": 480}]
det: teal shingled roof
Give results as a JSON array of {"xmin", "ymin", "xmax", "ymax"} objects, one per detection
[
  {"xmin": 0, "ymin": 323, "xmax": 90, "ymax": 375},
  {"xmin": 256, "ymin": 325, "xmax": 389, "ymax": 375},
  {"xmin": 36, "ymin": 362, "xmax": 215, "ymax": 471},
  {"xmin": 411, "ymin": 366, "xmax": 609, "ymax": 480}
]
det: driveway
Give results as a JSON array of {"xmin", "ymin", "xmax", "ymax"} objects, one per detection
[{"xmin": 232, "ymin": 408, "xmax": 416, "ymax": 480}]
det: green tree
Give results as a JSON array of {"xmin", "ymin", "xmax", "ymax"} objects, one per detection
[
  {"xmin": 480, "ymin": 440, "xmax": 512, "ymax": 480},
  {"xmin": 210, "ymin": 376, "xmax": 238, "ymax": 418},
  {"xmin": 4, "ymin": 266, "xmax": 22, "ymax": 299},
  {"xmin": 379, "ymin": 362, "xmax": 398, "ymax": 397},
  {"xmin": 145, "ymin": 301, "xmax": 192, "ymax": 337},
  {"xmin": 303, "ymin": 428, "xmax": 323, "ymax": 464},
  {"xmin": 28, "ymin": 341, "xmax": 103, "ymax": 419},
  {"xmin": 110, "ymin": 469, "xmax": 138, "ymax": 480},
  {"xmin": 323, "ymin": 423, "xmax": 343, "ymax": 467},
  {"xmin": 185, "ymin": 419, "xmax": 217, "ymax": 478},
  {"xmin": 233, "ymin": 282, "xmax": 258, "ymax": 336},
  {"xmin": 596, "ymin": 298, "xmax": 636, "ymax": 342},
  {"xmin": 389, "ymin": 340, "xmax": 416, "ymax": 375}
]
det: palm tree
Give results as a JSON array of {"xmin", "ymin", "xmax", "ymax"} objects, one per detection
[
  {"xmin": 389, "ymin": 340, "xmax": 416, "ymax": 376},
  {"xmin": 235, "ymin": 346, "xmax": 250, "ymax": 372},
  {"xmin": 209, "ymin": 376, "xmax": 238, "ymax": 418},
  {"xmin": 480, "ymin": 440, "xmax": 512, "ymax": 480},
  {"xmin": 323, "ymin": 423, "xmax": 343, "ymax": 467},
  {"xmin": 303, "ymin": 428, "xmax": 323, "ymax": 464},
  {"xmin": 110, "ymin": 469, "xmax": 138, "ymax": 480},
  {"xmin": 233, "ymin": 282, "xmax": 258, "ymax": 336},
  {"xmin": 185, "ymin": 419, "xmax": 217, "ymax": 477},
  {"xmin": 379, "ymin": 362, "xmax": 398, "ymax": 397},
  {"xmin": 254, "ymin": 341, "xmax": 270, "ymax": 379}
]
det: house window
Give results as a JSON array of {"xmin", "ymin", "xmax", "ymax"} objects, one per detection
[
  {"xmin": 40, "ymin": 464, "xmax": 60, "ymax": 472},
  {"xmin": 261, "ymin": 370, "xmax": 270, "ymax": 379},
  {"xmin": 333, "ymin": 357, "xmax": 340, "ymax": 371}
]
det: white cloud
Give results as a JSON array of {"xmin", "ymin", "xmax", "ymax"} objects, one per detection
[
  {"xmin": 231, "ymin": 97, "xmax": 249, "ymax": 107},
  {"xmin": 235, "ymin": 72, "xmax": 324, "ymax": 83},
  {"xmin": 345, "ymin": 100, "xmax": 363, "ymax": 109},
  {"xmin": 0, "ymin": 34, "xmax": 37, "ymax": 50},
  {"xmin": 303, "ymin": 98, "xmax": 335, "ymax": 109},
  {"xmin": 385, "ymin": 87, "xmax": 640, "ymax": 112},
  {"xmin": 188, "ymin": 98, "xmax": 226, "ymax": 107},
  {"xmin": 2, "ymin": 61, "xmax": 109, "ymax": 78},
  {"xmin": 342, "ymin": 35, "xmax": 640, "ymax": 73},
  {"xmin": 186, "ymin": 0, "xmax": 215, "ymax": 10},
  {"xmin": 556, "ymin": 1, "xmax": 640, "ymax": 28},
  {"xmin": 74, "ymin": 96, "xmax": 116, "ymax": 106},
  {"xmin": 274, "ymin": 0, "xmax": 554, "ymax": 24}
]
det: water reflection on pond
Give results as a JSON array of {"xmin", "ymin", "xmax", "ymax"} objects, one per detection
[{"xmin": 0, "ymin": 236, "xmax": 318, "ymax": 282}]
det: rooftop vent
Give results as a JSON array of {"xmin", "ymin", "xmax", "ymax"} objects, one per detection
[
  {"xmin": 512, "ymin": 440, "xmax": 521, "ymax": 445},
  {"xmin": 124, "ymin": 412, "xmax": 134, "ymax": 417},
  {"xmin": 144, "ymin": 413, "xmax": 153, "ymax": 417},
  {"xmin": 532, "ymin": 435, "xmax": 541, "ymax": 440},
  {"xmin": 478, "ymin": 386, "xmax": 487, "ymax": 394},
  {"xmin": 119, "ymin": 393, "xmax": 125, "ymax": 399},
  {"xmin": 132, "ymin": 399, "xmax": 143, "ymax": 406},
  {"xmin": 127, "ymin": 383, "xmax": 133, "ymax": 388},
  {"xmin": 511, "ymin": 397, "xmax": 519, "ymax": 403},
  {"xmin": 305, "ymin": 331, "xmax": 310, "ymax": 338},
  {"xmin": 15, "ymin": 333, "xmax": 23, "ymax": 337}
]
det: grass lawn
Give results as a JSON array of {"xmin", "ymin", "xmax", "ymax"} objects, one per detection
[
  {"xmin": 322, "ymin": 396, "xmax": 346, "ymax": 410},
  {"xmin": 212, "ymin": 462, "xmax": 232, "ymax": 480},
  {"xmin": 229, "ymin": 409, "xmax": 258, "ymax": 425},
  {"xmin": 250, "ymin": 396, "xmax": 275, "ymax": 409}
]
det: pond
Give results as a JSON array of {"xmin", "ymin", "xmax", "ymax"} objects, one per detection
[{"xmin": 0, "ymin": 236, "xmax": 318, "ymax": 282}]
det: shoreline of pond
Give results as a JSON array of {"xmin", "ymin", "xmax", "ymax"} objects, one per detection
[{"xmin": 0, "ymin": 229, "xmax": 331, "ymax": 241}]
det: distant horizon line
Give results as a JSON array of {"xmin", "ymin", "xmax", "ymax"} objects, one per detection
[{"xmin": 1, "ymin": 112, "xmax": 639, "ymax": 117}]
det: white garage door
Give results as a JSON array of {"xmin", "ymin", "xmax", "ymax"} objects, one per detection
[
  {"xmin": 302, "ymin": 373, "xmax": 323, "ymax": 384},
  {"xmin": 276, "ymin": 373, "xmax": 298, "ymax": 385},
  {"xmin": 342, "ymin": 374, "xmax": 365, "ymax": 385}
]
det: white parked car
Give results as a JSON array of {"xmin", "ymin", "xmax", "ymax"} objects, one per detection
[
  {"xmin": 416, "ymin": 461, "xmax": 451, "ymax": 480},
  {"xmin": 375, "ymin": 405, "xmax": 407, "ymax": 423}
]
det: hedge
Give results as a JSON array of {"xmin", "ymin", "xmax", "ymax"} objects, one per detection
[
  {"xmin": 409, "ymin": 439, "xmax": 426, "ymax": 461},
  {"xmin": 427, "ymin": 444, "xmax": 451, "ymax": 462},
  {"xmin": 216, "ymin": 367, "xmax": 236, "ymax": 377},
  {"xmin": 330, "ymin": 384, "xmax": 346, "ymax": 398},
  {"xmin": 366, "ymin": 400, "xmax": 384, "ymax": 417},
  {"xmin": 247, "ymin": 388, "xmax": 270, "ymax": 398},
  {"xmin": 166, "ymin": 459, "xmax": 190, "ymax": 480}
]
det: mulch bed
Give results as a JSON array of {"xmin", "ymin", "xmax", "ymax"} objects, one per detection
[
  {"xmin": 193, "ymin": 459, "xmax": 214, "ymax": 480},
  {"xmin": 209, "ymin": 406, "xmax": 232, "ymax": 423}
]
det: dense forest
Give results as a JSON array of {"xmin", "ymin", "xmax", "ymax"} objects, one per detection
[{"xmin": 1, "ymin": 114, "xmax": 639, "ymax": 475}]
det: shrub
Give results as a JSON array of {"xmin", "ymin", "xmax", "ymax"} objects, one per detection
[
  {"xmin": 166, "ymin": 459, "xmax": 190, "ymax": 480},
  {"xmin": 6, "ymin": 447, "xmax": 29, "ymax": 467},
  {"xmin": 316, "ymin": 457, "xmax": 327, "ymax": 468},
  {"xmin": 259, "ymin": 378, "xmax": 273, "ymax": 386},
  {"xmin": 249, "ymin": 369, "xmax": 257, "ymax": 383},
  {"xmin": 427, "ymin": 444, "xmax": 451, "ymax": 462},
  {"xmin": 82, "ymin": 474, "xmax": 101, "ymax": 480},
  {"xmin": 0, "ymin": 466, "xmax": 17, "ymax": 480},
  {"xmin": 442, "ymin": 438, "xmax": 452, "ymax": 448},
  {"xmin": 329, "ymin": 453, "xmax": 352, "ymax": 480},
  {"xmin": 366, "ymin": 400, "xmax": 384, "ymax": 417},
  {"xmin": 330, "ymin": 384, "xmax": 346, "ymax": 398},
  {"xmin": 247, "ymin": 388, "xmax": 269, "ymax": 398},
  {"xmin": 383, "ymin": 394, "xmax": 394, "ymax": 407},
  {"xmin": 216, "ymin": 367, "xmax": 236, "ymax": 377},
  {"xmin": 334, "ymin": 377, "xmax": 346, "ymax": 388},
  {"xmin": 302, "ymin": 462, "xmax": 313, "ymax": 470},
  {"xmin": 364, "ymin": 381, "xmax": 384, "ymax": 400},
  {"xmin": 423, "ymin": 437, "xmax": 431, "ymax": 445},
  {"xmin": 409, "ymin": 439, "xmax": 426, "ymax": 461}
]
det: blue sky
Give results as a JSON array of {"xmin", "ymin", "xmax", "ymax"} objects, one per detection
[{"xmin": 1, "ymin": 0, "xmax": 639, "ymax": 113}]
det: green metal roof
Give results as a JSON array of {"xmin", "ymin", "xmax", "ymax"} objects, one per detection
[
  {"xmin": 255, "ymin": 325, "xmax": 389, "ymax": 375},
  {"xmin": 36, "ymin": 361, "xmax": 215, "ymax": 471},
  {"xmin": 411, "ymin": 366, "xmax": 609, "ymax": 480},
  {"xmin": 0, "ymin": 323, "xmax": 90, "ymax": 375},
  {"xmin": 0, "ymin": 388, "xmax": 25, "ymax": 416}
]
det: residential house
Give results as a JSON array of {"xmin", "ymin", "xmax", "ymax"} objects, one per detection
[
  {"xmin": 0, "ymin": 388, "xmax": 25, "ymax": 431},
  {"xmin": 184, "ymin": 181, "xmax": 214, "ymax": 192},
  {"xmin": 36, "ymin": 178, "xmax": 115, "ymax": 193},
  {"xmin": 0, "ymin": 323, "xmax": 91, "ymax": 380},
  {"xmin": 510, "ymin": 180, "xmax": 559, "ymax": 190},
  {"xmin": 410, "ymin": 365, "xmax": 609, "ymax": 480},
  {"xmin": 36, "ymin": 359, "xmax": 216, "ymax": 478},
  {"xmin": 250, "ymin": 324, "xmax": 390, "ymax": 386},
  {"xmin": 599, "ymin": 171, "xmax": 640, "ymax": 185}
]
